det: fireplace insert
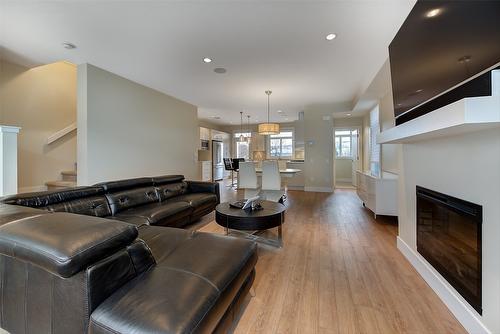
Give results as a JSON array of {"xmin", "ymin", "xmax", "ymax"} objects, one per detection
[{"xmin": 416, "ymin": 186, "xmax": 482, "ymax": 314}]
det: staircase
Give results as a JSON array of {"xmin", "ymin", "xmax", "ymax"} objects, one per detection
[{"xmin": 46, "ymin": 170, "xmax": 77, "ymax": 190}]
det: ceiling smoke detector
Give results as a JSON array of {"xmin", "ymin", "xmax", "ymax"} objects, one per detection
[
  {"xmin": 214, "ymin": 68, "xmax": 227, "ymax": 74},
  {"xmin": 62, "ymin": 42, "xmax": 76, "ymax": 49}
]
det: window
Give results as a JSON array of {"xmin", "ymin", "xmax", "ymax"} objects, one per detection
[
  {"xmin": 369, "ymin": 106, "xmax": 380, "ymax": 177},
  {"xmin": 334, "ymin": 130, "xmax": 353, "ymax": 158},
  {"xmin": 268, "ymin": 131, "xmax": 293, "ymax": 158},
  {"xmin": 236, "ymin": 141, "xmax": 249, "ymax": 159},
  {"xmin": 234, "ymin": 132, "xmax": 251, "ymax": 160}
]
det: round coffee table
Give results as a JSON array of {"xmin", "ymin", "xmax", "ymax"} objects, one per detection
[{"xmin": 215, "ymin": 200, "xmax": 286, "ymax": 247}]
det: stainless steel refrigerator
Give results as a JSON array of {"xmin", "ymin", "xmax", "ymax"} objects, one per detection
[{"xmin": 212, "ymin": 140, "xmax": 224, "ymax": 181}]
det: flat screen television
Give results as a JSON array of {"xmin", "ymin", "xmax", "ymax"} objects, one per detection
[{"xmin": 389, "ymin": 1, "xmax": 500, "ymax": 125}]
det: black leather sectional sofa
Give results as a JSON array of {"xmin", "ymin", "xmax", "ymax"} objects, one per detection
[
  {"xmin": 2, "ymin": 174, "xmax": 219, "ymax": 228},
  {"xmin": 0, "ymin": 175, "xmax": 258, "ymax": 334}
]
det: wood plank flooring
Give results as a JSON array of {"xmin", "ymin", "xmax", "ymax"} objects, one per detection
[{"xmin": 196, "ymin": 185, "xmax": 466, "ymax": 334}]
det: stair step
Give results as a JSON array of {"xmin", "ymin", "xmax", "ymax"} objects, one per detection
[
  {"xmin": 46, "ymin": 180, "xmax": 76, "ymax": 190},
  {"xmin": 61, "ymin": 170, "xmax": 77, "ymax": 182}
]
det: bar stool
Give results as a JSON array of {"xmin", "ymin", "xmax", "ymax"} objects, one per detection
[{"xmin": 223, "ymin": 158, "xmax": 237, "ymax": 188}]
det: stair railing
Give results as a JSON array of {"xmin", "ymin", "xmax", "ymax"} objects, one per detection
[{"xmin": 47, "ymin": 122, "xmax": 76, "ymax": 145}]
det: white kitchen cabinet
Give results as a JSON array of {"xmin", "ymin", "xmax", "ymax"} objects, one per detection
[
  {"xmin": 286, "ymin": 162, "xmax": 305, "ymax": 190},
  {"xmin": 356, "ymin": 171, "xmax": 398, "ymax": 218},
  {"xmin": 199, "ymin": 127, "xmax": 210, "ymax": 141},
  {"xmin": 199, "ymin": 161, "xmax": 212, "ymax": 181}
]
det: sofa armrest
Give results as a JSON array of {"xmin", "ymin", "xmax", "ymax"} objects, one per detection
[
  {"xmin": 186, "ymin": 181, "xmax": 220, "ymax": 204},
  {"xmin": 0, "ymin": 213, "xmax": 138, "ymax": 278}
]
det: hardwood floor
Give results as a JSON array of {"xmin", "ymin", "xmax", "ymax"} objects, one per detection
[{"xmin": 197, "ymin": 184, "xmax": 466, "ymax": 334}]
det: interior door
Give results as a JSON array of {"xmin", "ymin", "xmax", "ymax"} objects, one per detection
[{"xmin": 351, "ymin": 129, "xmax": 359, "ymax": 186}]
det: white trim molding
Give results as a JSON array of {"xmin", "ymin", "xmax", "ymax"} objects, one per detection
[
  {"xmin": 0, "ymin": 125, "xmax": 21, "ymax": 133},
  {"xmin": 378, "ymin": 70, "xmax": 500, "ymax": 144},
  {"xmin": 397, "ymin": 237, "xmax": 491, "ymax": 334}
]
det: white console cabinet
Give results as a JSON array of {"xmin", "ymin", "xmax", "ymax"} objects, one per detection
[{"xmin": 356, "ymin": 171, "xmax": 398, "ymax": 218}]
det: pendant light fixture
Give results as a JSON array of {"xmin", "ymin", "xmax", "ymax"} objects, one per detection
[
  {"xmin": 246, "ymin": 115, "xmax": 251, "ymax": 143},
  {"xmin": 239, "ymin": 111, "xmax": 244, "ymax": 142},
  {"xmin": 258, "ymin": 90, "xmax": 280, "ymax": 135}
]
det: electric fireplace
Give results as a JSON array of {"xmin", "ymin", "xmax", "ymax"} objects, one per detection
[{"xmin": 416, "ymin": 186, "xmax": 482, "ymax": 314}]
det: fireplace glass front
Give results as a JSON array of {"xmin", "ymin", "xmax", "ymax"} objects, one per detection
[{"xmin": 416, "ymin": 186, "xmax": 482, "ymax": 314}]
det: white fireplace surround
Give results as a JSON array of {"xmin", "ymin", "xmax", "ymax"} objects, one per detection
[
  {"xmin": 377, "ymin": 70, "xmax": 500, "ymax": 145},
  {"xmin": 378, "ymin": 69, "xmax": 500, "ymax": 334}
]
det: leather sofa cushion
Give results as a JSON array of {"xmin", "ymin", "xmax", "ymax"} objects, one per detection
[
  {"xmin": 145, "ymin": 227, "xmax": 257, "ymax": 290},
  {"xmin": 105, "ymin": 187, "xmax": 159, "ymax": 215},
  {"xmin": 114, "ymin": 201, "xmax": 192, "ymax": 226},
  {"xmin": 0, "ymin": 186, "xmax": 104, "ymax": 208},
  {"xmin": 156, "ymin": 181, "xmax": 187, "ymax": 201},
  {"xmin": 0, "ymin": 213, "xmax": 138, "ymax": 278},
  {"xmin": 89, "ymin": 266, "xmax": 220, "ymax": 334},
  {"xmin": 95, "ymin": 177, "xmax": 153, "ymax": 192},
  {"xmin": 108, "ymin": 215, "xmax": 151, "ymax": 227},
  {"xmin": 152, "ymin": 175, "xmax": 185, "ymax": 186},
  {"xmin": 89, "ymin": 226, "xmax": 257, "ymax": 334},
  {"xmin": 0, "ymin": 203, "xmax": 48, "ymax": 227},
  {"xmin": 138, "ymin": 225, "xmax": 195, "ymax": 258},
  {"xmin": 44, "ymin": 196, "xmax": 111, "ymax": 217},
  {"xmin": 171, "ymin": 193, "xmax": 218, "ymax": 210}
]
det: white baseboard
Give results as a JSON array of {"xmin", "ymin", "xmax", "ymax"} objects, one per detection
[
  {"xmin": 18, "ymin": 185, "xmax": 47, "ymax": 194},
  {"xmin": 304, "ymin": 186, "xmax": 333, "ymax": 193},
  {"xmin": 397, "ymin": 237, "xmax": 491, "ymax": 334}
]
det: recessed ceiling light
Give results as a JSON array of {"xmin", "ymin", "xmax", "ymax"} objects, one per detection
[
  {"xmin": 346, "ymin": 113, "xmax": 351, "ymax": 116},
  {"xmin": 62, "ymin": 42, "xmax": 76, "ymax": 49},
  {"xmin": 210, "ymin": 115, "xmax": 221, "ymax": 120},
  {"xmin": 277, "ymin": 110, "xmax": 282, "ymax": 113},
  {"xmin": 426, "ymin": 8, "xmax": 441, "ymax": 18},
  {"xmin": 214, "ymin": 67, "xmax": 227, "ymax": 74},
  {"xmin": 326, "ymin": 33, "xmax": 337, "ymax": 41},
  {"xmin": 203, "ymin": 57, "xmax": 212, "ymax": 63}
]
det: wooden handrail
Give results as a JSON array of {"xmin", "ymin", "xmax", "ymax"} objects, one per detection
[{"xmin": 47, "ymin": 122, "xmax": 76, "ymax": 144}]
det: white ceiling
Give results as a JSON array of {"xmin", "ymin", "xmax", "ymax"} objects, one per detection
[{"xmin": 0, "ymin": 0, "xmax": 415, "ymax": 125}]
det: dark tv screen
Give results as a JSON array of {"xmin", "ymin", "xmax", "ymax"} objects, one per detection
[{"xmin": 389, "ymin": 1, "xmax": 500, "ymax": 123}]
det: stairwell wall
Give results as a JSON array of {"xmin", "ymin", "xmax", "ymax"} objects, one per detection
[{"xmin": 0, "ymin": 60, "xmax": 77, "ymax": 192}]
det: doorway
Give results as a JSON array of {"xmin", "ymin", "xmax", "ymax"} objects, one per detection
[{"xmin": 334, "ymin": 127, "xmax": 361, "ymax": 189}]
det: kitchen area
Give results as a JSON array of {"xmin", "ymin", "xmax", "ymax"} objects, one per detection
[
  {"xmin": 198, "ymin": 126, "xmax": 231, "ymax": 182},
  {"xmin": 197, "ymin": 113, "xmax": 305, "ymax": 190}
]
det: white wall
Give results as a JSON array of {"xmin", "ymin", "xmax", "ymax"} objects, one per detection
[
  {"xmin": 0, "ymin": 60, "xmax": 77, "ymax": 192},
  {"xmin": 398, "ymin": 129, "xmax": 500, "ymax": 333},
  {"xmin": 334, "ymin": 159, "xmax": 351, "ymax": 181},
  {"xmin": 303, "ymin": 106, "xmax": 334, "ymax": 192},
  {"xmin": 77, "ymin": 64, "xmax": 198, "ymax": 185}
]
